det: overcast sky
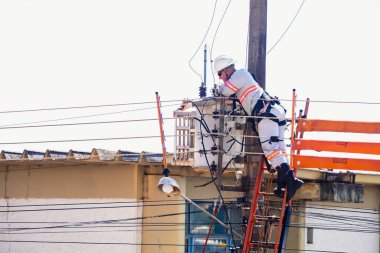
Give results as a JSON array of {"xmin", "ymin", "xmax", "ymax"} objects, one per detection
[{"xmin": 0, "ymin": 0, "xmax": 379, "ymax": 154}]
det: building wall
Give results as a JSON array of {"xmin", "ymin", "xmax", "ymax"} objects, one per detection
[
  {"xmin": 1, "ymin": 163, "xmax": 379, "ymax": 253},
  {"xmin": 0, "ymin": 163, "xmax": 144, "ymax": 253},
  {"xmin": 141, "ymin": 175, "xmax": 186, "ymax": 253},
  {"xmin": 304, "ymin": 185, "xmax": 380, "ymax": 253}
]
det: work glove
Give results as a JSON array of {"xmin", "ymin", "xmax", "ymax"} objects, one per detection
[{"xmin": 211, "ymin": 84, "xmax": 221, "ymax": 97}]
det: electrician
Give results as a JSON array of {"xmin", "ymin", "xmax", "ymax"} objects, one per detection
[{"xmin": 213, "ymin": 55, "xmax": 303, "ymax": 200}]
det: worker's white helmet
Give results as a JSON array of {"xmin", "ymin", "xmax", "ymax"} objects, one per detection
[{"xmin": 213, "ymin": 55, "xmax": 236, "ymax": 73}]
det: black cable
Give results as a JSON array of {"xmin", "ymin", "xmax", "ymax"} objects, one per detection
[
  {"xmin": 0, "ymin": 203, "xmax": 185, "ymax": 213},
  {"xmin": 193, "ymin": 117, "xmax": 212, "ymax": 134},
  {"xmin": 0, "ymin": 197, "xmax": 237, "ymax": 208},
  {"xmin": 226, "ymin": 125, "xmax": 256, "ymax": 147},
  {"xmin": 190, "ymin": 98, "xmax": 239, "ymax": 251},
  {"xmin": 2, "ymin": 210, "xmax": 203, "ymax": 233},
  {"xmin": 0, "ymin": 199, "xmax": 241, "ymax": 213},
  {"xmin": 283, "ymin": 249, "xmax": 348, "ymax": 253},
  {"xmin": 0, "ymin": 239, "xmax": 189, "ymax": 247}
]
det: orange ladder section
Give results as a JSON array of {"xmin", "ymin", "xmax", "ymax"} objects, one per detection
[{"xmin": 242, "ymin": 90, "xmax": 302, "ymax": 253}]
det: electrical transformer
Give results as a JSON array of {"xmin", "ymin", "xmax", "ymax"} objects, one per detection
[{"xmin": 173, "ymin": 97, "xmax": 246, "ymax": 172}]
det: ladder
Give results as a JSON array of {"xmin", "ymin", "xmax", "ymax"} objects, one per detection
[
  {"xmin": 242, "ymin": 89, "xmax": 308, "ymax": 253},
  {"xmin": 242, "ymin": 88, "xmax": 380, "ymax": 252}
]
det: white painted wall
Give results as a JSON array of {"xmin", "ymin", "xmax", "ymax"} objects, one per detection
[
  {"xmin": 305, "ymin": 204, "xmax": 379, "ymax": 253},
  {"xmin": 0, "ymin": 198, "xmax": 142, "ymax": 253}
]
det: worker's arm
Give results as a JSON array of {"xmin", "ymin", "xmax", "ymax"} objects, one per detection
[{"xmin": 218, "ymin": 81, "xmax": 236, "ymax": 97}]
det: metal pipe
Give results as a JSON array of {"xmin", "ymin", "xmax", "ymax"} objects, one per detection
[{"xmin": 180, "ymin": 193, "xmax": 243, "ymax": 240}]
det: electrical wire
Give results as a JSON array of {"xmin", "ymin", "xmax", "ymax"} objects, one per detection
[
  {"xmin": 0, "ymin": 100, "xmax": 184, "ymax": 115},
  {"xmin": 1, "ymin": 204, "xmax": 378, "ymax": 234},
  {"xmin": 0, "ymin": 96, "xmax": 379, "ymax": 120},
  {"xmin": 0, "ymin": 239, "xmax": 190, "ymax": 247},
  {"xmin": 0, "ymin": 135, "xmax": 176, "ymax": 145},
  {"xmin": 0, "ymin": 118, "xmax": 174, "ymax": 130},
  {"xmin": 0, "ymin": 103, "xmax": 179, "ymax": 128},
  {"xmin": 210, "ymin": 0, "xmax": 233, "ymax": 85},
  {"xmin": 185, "ymin": 98, "xmax": 239, "ymax": 249},
  {"xmin": 0, "ymin": 203, "xmax": 185, "ymax": 213},
  {"xmin": 0, "ymin": 199, "xmax": 238, "ymax": 213},
  {"xmin": 188, "ymin": 0, "xmax": 218, "ymax": 83},
  {"xmin": 0, "ymin": 197, "xmax": 237, "ymax": 208},
  {"xmin": 266, "ymin": 0, "xmax": 306, "ymax": 55},
  {"xmin": 1, "ymin": 210, "xmax": 202, "ymax": 233}
]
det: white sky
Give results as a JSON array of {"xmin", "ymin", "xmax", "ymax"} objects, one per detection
[{"xmin": 0, "ymin": 0, "xmax": 380, "ymax": 154}]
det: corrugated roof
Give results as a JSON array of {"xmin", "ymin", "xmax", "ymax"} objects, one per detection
[{"xmin": 0, "ymin": 148, "xmax": 165, "ymax": 164}]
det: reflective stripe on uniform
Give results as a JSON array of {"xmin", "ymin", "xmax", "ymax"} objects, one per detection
[
  {"xmin": 239, "ymin": 84, "xmax": 259, "ymax": 103},
  {"xmin": 266, "ymin": 149, "xmax": 282, "ymax": 161},
  {"xmin": 225, "ymin": 80, "xmax": 238, "ymax": 92}
]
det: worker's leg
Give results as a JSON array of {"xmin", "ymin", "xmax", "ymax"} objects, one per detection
[
  {"xmin": 258, "ymin": 104, "xmax": 303, "ymax": 200},
  {"xmin": 257, "ymin": 114, "xmax": 287, "ymax": 197}
]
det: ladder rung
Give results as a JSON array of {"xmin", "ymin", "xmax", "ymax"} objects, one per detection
[
  {"xmin": 259, "ymin": 191, "xmax": 274, "ymax": 196},
  {"xmin": 256, "ymin": 215, "xmax": 280, "ymax": 222},
  {"xmin": 250, "ymin": 241, "xmax": 276, "ymax": 249}
]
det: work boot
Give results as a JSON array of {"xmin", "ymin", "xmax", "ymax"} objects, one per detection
[
  {"xmin": 285, "ymin": 170, "xmax": 304, "ymax": 200},
  {"xmin": 273, "ymin": 164, "xmax": 287, "ymax": 198},
  {"xmin": 273, "ymin": 187, "xmax": 285, "ymax": 198}
]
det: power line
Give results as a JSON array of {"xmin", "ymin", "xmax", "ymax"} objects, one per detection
[
  {"xmin": 0, "ymin": 118, "xmax": 174, "ymax": 130},
  {"xmin": 0, "ymin": 203, "xmax": 184, "ymax": 213},
  {"xmin": 188, "ymin": 0, "xmax": 218, "ymax": 83},
  {"xmin": 210, "ymin": 0, "xmax": 233, "ymax": 84},
  {"xmin": 1, "ymin": 228, "xmax": 188, "ymax": 235},
  {"xmin": 0, "ymin": 103, "xmax": 178, "ymax": 128},
  {"xmin": 2, "ymin": 211, "xmax": 199, "ymax": 232},
  {"xmin": 284, "ymin": 249, "xmax": 348, "ymax": 253},
  {"xmin": 0, "ymin": 240, "xmax": 352, "ymax": 253},
  {"xmin": 0, "ymin": 135, "xmax": 175, "ymax": 145},
  {"xmin": 0, "ymin": 99, "xmax": 184, "ymax": 115},
  {"xmin": 266, "ymin": 0, "xmax": 306, "ymax": 55},
  {"xmin": 0, "ymin": 197, "xmax": 237, "ymax": 208},
  {"xmin": 211, "ymin": 96, "xmax": 380, "ymax": 105},
  {"xmin": 0, "ymin": 239, "xmax": 189, "ymax": 247}
]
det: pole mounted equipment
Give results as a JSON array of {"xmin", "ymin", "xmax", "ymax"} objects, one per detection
[
  {"xmin": 199, "ymin": 44, "xmax": 208, "ymax": 98},
  {"xmin": 155, "ymin": 92, "xmax": 170, "ymax": 176}
]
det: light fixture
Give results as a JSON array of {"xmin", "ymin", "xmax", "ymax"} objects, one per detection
[{"xmin": 157, "ymin": 176, "xmax": 180, "ymax": 196}]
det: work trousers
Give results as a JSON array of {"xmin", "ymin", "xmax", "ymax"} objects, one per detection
[{"xmin": 256, "ymin": 103, "xmax": 288, "ymax": 168}]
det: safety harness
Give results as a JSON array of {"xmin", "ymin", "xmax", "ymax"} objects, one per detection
[
  {"xmin": 251, "ymin": 92, "xmax": 288, "ymax": 149},
  {"xmin": 253, "ymin": 91, "xmax": 287, "ymax": 126}
]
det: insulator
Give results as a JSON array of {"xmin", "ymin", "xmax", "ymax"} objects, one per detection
[{"xmin": 199, "ymin": 84, "xmax": 206, "ymax": 98}]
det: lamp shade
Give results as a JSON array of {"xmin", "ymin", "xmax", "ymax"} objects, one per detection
[{"xmin": 157, "ymin": 176, "xmax": 181, "ymax": 195}]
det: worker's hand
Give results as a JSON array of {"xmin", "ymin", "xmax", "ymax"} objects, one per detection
[{"xmin": 211, "ymin": 85, "xmax": 221, "ymax": 97}]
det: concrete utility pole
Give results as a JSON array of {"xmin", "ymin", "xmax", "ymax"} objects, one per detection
[
  {"xmin": 247, "ymin": 0, "xmax": 267, "ymax": 88},
  {"xmin": 243, "ymin": 0, "xmax": 267, "ymax": 225}
]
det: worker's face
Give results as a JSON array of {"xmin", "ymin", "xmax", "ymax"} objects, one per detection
[{"xmin": 217, "ymin": 67, "xmax": 229, "ymax": 82}]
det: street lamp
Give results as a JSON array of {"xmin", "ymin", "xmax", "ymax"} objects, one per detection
[
  {"xmin": 157, "ymin": 176, "xmax": 180, "ymax": 195},
  {"xmin": 157, "ymin": 176, "xmax": 243, "ymax": 240}
]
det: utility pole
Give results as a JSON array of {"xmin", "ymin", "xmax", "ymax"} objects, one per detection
[
  {"xmin": 242, "ymin": 0, "xmax": 267, "ymax": 237},
  {"xmin": 247, "ymin": 0, "xmax": 267, "ymax": 88}
]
